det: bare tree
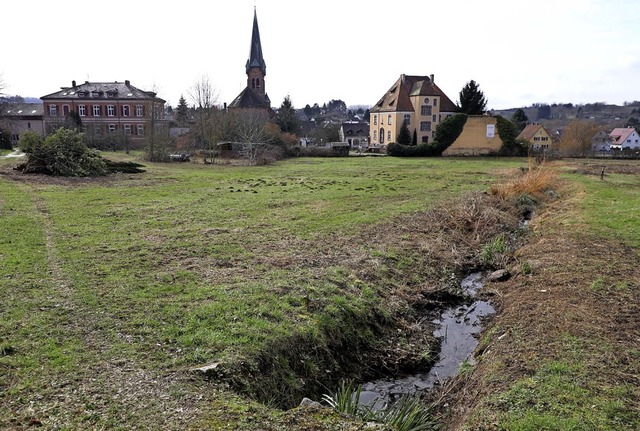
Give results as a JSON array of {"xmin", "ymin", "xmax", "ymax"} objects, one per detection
[
  {"xmin": 188, "ymin": 75, "xmax": 219, "ymax": 163},
  {"xmin": 235, "ymin": 111, "xmax": 270, "ymax": 165},
  {"xmin": 560, "ymin": 120, "xmax": 603, "ymax": 157},
  {"xmin": 144, "ymin": 86, "xmax": 170, "ymax": 161}
]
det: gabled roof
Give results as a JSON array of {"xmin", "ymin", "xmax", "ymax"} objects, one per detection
[
  {"xmin": 341, "ymin": 121, "xmax": 369, "ymax": 137},
  {"xmin": 371, "ymin": 74, "xmax": 457, "ymax": 113},
  {"xmin": 517, "ymin": 123, "xmax": 549, "ymax": 141},
  {"xmin": 228, "ymin": 87, "xmax": 271, "ymax": 110},
  {"xmin": 41, "ymin": 80, "xmax": 165, "ymax": 102},
  {"xmin": 2, "ymin": 103, "xmax": 43, "ymax": 117},
  {"xmin": 245, "ymin": 9, "xmax": 266, "ymax": 76},
  {"xmin": 609, "ymin": 127, "xmax": 636, "ymax": 144}
]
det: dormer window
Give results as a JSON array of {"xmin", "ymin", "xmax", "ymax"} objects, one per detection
[
  {"xmin": 77, "ymin": 91, "xmax": 87, "ymax": 97},
  {"xmin": 91, "ymin": 91, "xmax": 100, "ymax": 98}
]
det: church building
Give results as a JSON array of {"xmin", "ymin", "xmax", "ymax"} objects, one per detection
[{"xmin": 228, "ymin": 8, "xmax": 273, "ymax": 115}]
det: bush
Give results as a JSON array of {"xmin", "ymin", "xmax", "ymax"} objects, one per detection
[
  {"xmin": 299, "ymin": 146, "xmax": 349, "ymax": 157},
  {"xmin": 0, "ymin": 128, "xmax": 12, "ymax": 150},
  {"xmin": 387, "ymin": 142, "xmax": 440, "ymax": 157},
  {"xmin": 433, "ymin": 113, "xmax": 468, "ymax": 150},
  {"xmin": 497, "ymin": 116, "xmax": 528, "ymax": 156},
  {"xmin": 18, "ymin": 128, "xmax": 109, "ymax": 176}
]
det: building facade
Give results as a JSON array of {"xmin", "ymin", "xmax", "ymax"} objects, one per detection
[
  {"xmin": 41, "ymin": 80, "xmax": 166, "ymax": 148},
  {"xmin": 1, "ymin": 103, "xmax": 45, "ymax": 147},
  {"xmin": 609, "ymin": 127, "xmax": 640, "ymax": 150},
  {"xmin": 517, "ymin": 123, "xmax": 552, "ymax": 151},
  {"xmin": 369, "ymin": 74, "xmax": 458, "ymax": 148},
  {"xmin": 443, "ymin": 116, "xmax": 505, "ymax": 156}
]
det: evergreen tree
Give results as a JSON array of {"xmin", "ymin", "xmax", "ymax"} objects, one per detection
[
  {"xmin": 511, "ymin": 108, "xmax": 528, "ymax": 131},
  {"xmin": 458, "ymin": 80, "xmax": 487, "ymax": 115},
  {"xmin": 412, "ymin": 129, "xmax": 417, "ymax": 146},
  {"xmin": 175, "ymin": 95, "xmax": 189, "ymax": 127},
  {"xmin": 275, "ymin": 96, "xmax": 301, "ymax": 135},
  {"xmin": 396, "ymin": 120, "xmax": 411, "ymax": 145}
]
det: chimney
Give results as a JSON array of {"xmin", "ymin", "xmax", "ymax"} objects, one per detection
[
  {"xmin": 125, "ymin": 80, "xmax": 130, "ymax": 86},
  {"xmin": 430, "ymin": 74, "xmax": 434, "ymax": 84},
  {"xmin": 401, "ymin": 74, "xmax": 406, "ymax": 84},
  {"xmin": 72, "ymin": 80, "xmax": 76, "ymax": 88}
]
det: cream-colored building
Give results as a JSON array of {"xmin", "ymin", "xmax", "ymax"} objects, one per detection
[
  {"xmin": 517, "ymin": 123, "xmax": 552, "ymax": 151},
  {"xmin": 369, "ymin": 74, "xmax": 457, "ymax": 148},
  {"xmin": 443, "ymin": 116, "xmax": 505, "ymax": 156}
]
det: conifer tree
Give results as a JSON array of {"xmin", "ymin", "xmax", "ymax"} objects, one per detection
[{"xmin": 458, "ymin": 80, "xmax": 487, "ymax": 115}]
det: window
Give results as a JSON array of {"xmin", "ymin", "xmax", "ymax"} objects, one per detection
[
  {"xmin": 422, "ymin": 136, "xmax": 429, "ymax": 143},
  {"xmin": 93, "ymin": 105, "xmax": 101, "ymax": 116},
  {"xmin": 137, "ymin": 124, "xmax": 144, "ymax": 136},
  {"xmin": 420, "ymin": 121, "xmax": 432, "ymax": 132},
  {"xmin": 91, "ymin": 91, "xmax": 100, "ymax": 98},
  {"xmin": 95, "ymin": 125, "xmax": 101, "ymax": 135},
  {"xmin": 424, "ymin": 97, "xmax": 430, "ymax": 104},
  {"xmin": 107, "ymin": 105, "xmax": 115, "ymax": 116},
  {"xmin": 27, "ymin": 122, "xmax": 31, "ymax": 129},
  {"xmin": 136, "ymin": 105, "xmax": 143, "ymax": 116},
  {"xmin": 387, "ymin": 114, "xmax": 392, "ymax": 125},
  {"xmin": 433, "ymin": 115, "xmax": 437, "ymax": 123},
  {"xmin": 108, "ymin": 124, "xmax": 116, "ymax": 133},
  {"xmin": 387, "ymin": 130, "xmax": 392, "ymax": 141},
  {"xmin": 421, "ymin": 105, "xmax": 432, "ymax": 116},
  {"xmin": 124, "ymin": 125, "xmax": 132, "ymax": 135},
  {"xmin": 78, "ymin": 105, "xmax": 86, "ymax": 116},
  {"xmin": 433, "ymin": 99, "xmax": 438, "ymax": 107},
  {"xmin": 62, "ymin": 105, "xmax": 70, "ymax": 116},
  {"xmin": 373, "ymin": 130, "xmax": 377, "ymax": 140},
  {"xmin": 122, "ymin": 105, "xmax": 130, "ymax": 117},
  {"xmin": 403, "ymin": 114, "xmax": 411, "ymax": 124},
  {"xmin": 49, "ymin": 105, "xmax": 58, "ymax": 116},
  {"xmin": 379, "ymin": 128, "xmax": 385, "ymax": 144},
  {"xmin": 373, "ymin": 115, "xmax": 377, "ymax": 125}
]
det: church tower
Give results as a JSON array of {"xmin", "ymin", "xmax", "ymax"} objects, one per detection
[
  {"xmin": 228, "ymin": 8, "xmax": 272, "ymax": 113},
  {"xmin": 246, "ymin": 8, "xmax": 266, "ymax": 98}
]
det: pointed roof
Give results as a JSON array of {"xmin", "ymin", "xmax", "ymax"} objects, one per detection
[
  {"xmin": 609, "ymin": 127, "xmax": 636, "ymax": 145},
  {"xmin": 228, "ymin": 87, "xmax": 271, "ymax": 111},
  {"xmin": 371, "ymin": 74, "xmax": 457, "ymax": 113},
  {"xmin": 245, "ymin": 8, "xmax": 266, "ymax": 76},
  {"xmin": 517, "ymin": 123, "xmax": 549, "ymax": 141}
]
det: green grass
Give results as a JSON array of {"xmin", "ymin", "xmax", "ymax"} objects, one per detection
[{"xmin": 0, "ymin": 155, "xmax": 550, "ymax": 429}]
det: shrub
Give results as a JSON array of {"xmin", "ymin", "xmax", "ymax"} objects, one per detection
[
  {"xmin": 0, "ymin": 128, "xmax": 11, "ymax": 150},
  {"xmin": 497, "ymin": 116, "xmax": 528, "ymax": 156},
  {"xmin": 19, "ymin": 128, "xmax": 108, "ymax": 176},
  {"xmin": 433, "ymin": 113, "xmax": 468, "ymax": 150},
  {"xmin": 387, "ymin": 142, "xmax": 440, "ymax": 157}
]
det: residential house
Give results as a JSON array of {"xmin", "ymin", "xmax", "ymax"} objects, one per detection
[
  {"xmin": 369, "ymin": 74, "xmax": 458, "ymax": 149},
  {"xmin": 228, "ymin": 9, "xmax": 273, "ymax": 116},
  {"xmin": 517, "ymin": 123, "xmax": 552, "ymax": 151},
  {"xmin": 443, "ymin": 116, "xmax": 505, "ymax": 156},
  {"xmin": 339, "ymin": 121, "xmax": 369, "ymax": 149},
  {"xmin": 1, "ymin": 103, "xmax": 44, "ymax": 147},
  {"xmin": 609, "ymin": 127, "xmax": 640, "ymax": 150},
  {"xmin": 41, "ymin": 80, "xmax": 166, "ymax": 148},
  {"xmin": 591, "ymin": 130, "xmax": 612, "ymax": 152}
]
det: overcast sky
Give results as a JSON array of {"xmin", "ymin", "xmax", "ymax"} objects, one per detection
[{"xmin": 3, "ymin": 0, "xmax": 639, "ymax": 110}]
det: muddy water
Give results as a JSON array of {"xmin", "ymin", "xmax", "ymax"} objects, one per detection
[{"xmin": 358, "ymin": 272, "xmax": 495, "ymax": 409}]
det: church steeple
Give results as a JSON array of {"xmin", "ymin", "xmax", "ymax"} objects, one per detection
[{"xmin": 246, "ymin": 8, "xmax": 266, "ymax": 97}]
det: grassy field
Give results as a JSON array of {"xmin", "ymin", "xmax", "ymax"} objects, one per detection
[{"xmin": 1, "ymin": 154, "xmax": 638, "ymax": 430}]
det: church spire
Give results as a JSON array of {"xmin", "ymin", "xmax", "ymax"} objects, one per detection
[{"xmin": 245, "ymin": 8, "xmax": 266, "ymax": 76}]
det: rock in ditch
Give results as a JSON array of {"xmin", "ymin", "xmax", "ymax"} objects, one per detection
[{"xmin": 487, "ymin": 269, "xmax": 510, "ymax": 282}]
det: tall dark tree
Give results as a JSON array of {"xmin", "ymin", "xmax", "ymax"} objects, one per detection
[
  {"xmin": 458, "ymin": 80, "xmax": 487, "ymax": 115},
  {"xmin": 511, "ymin": 108, "xmax": 529, "ymax": 131},
  {"xmin": 64, "ymin": 110, "xmax": 83, "ymax": 130},
  {"xmin": 275, "ymin": 96, "xmax": 300, "ymax": 135},
  {"xmin": 175, "ymin": 95, "xmax": 189, "ymax": 127},
  {"xmin": 396, "ymin": 120, "xmax": 411, "ymax": 145}
]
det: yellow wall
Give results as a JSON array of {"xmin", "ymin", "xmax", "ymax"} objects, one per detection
[{"xmin": 443, "ymin": 116, "xmax": 504, "ymax": 156}]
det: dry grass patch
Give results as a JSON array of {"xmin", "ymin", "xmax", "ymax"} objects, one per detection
[{"xmin": 489, "ymin": 161, "xmax": 559, "ymax": 200}]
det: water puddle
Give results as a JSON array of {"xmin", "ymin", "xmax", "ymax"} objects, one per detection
[{"xmin": 358, "ymin": 272, "xmax": 495, "ymax": 409}]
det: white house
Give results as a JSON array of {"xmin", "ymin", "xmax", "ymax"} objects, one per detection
[{"xmin": 609, "ymin": 127, "xmax": 640, "ymax": 150}]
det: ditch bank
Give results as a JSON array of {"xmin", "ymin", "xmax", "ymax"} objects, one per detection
[{"xmin": 192, "ymin": 187, "xmax": 544, "ymax": 414}]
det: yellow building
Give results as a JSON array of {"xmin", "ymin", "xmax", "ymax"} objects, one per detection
[
  {"xmin": 443, "ymin": 116, "xmax": 505, "ymax": 156},
  {"xmin": 369, "ymin": 74, "xmax": 457, "ymax": 149},
  {"xmin": 517, "ymin": 123, "xmax": 551, "ymax": 151}
]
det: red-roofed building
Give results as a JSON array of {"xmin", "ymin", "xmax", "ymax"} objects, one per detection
[
  {"xmin": 369, "ymin": 74, "xmax": 458, "ymax": 149},
  {"xmin": 609, "ymin": 127, "xmax": 640, "ymax": 150}
]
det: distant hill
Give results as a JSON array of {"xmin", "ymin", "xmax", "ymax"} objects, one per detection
[
  {"xmin": 493, "ymin": 102, "xmax": 640, "ymax": 133},
  {"xmin": 1, "ymin": 96, "xmax": 41, "ymax": 104}
]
